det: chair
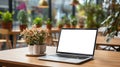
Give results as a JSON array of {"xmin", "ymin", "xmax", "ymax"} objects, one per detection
[
  {"xmin": 0, "ymin": 29, "xmax": 12, "ymax": 50},
  {"xmin": 51, "ymin": 30, "xmax": 60, "ymax": 46},
  {"xmin": 16, "ymin": 33, "xmax": 26, "ymax": 48},
  {"xmin": 45, "ymin": 29, "xmax": 60, "ymax": 46},
  {"xmin": 17, "ymin": 38, "xmax": 26, "ymax": 47}
]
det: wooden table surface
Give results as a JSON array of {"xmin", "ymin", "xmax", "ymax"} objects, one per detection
[{"xmin": 0, "ymin": 46, "xmax": 120, "ymax": 67}]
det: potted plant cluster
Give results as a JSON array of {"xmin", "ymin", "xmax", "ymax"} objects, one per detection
[
  {"xmin": 1, "ymin": 11, "xmax": 13, "ymax": 31},
  {"xmin": 33, "ymin": 17, "xmax": 43, "ymax": 28},
  {"xmin": 79, "ymin": 2, "xmax": 105, "ymax": 28},
  {"xmin": 46, "ymin": 18, "xmax": 52, "ymax": 30},
  {"xmin": 17, "ymin": 10, "xmax": 28, "ymax": 31},
  {"xmin": 20, "ymin": 27, "xmax": 48, "ymax": 56}
]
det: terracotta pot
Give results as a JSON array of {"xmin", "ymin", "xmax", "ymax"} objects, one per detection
[
  {"xmin": 46, "ymin": 24, "xmax": 52, "ymax": 30},
  {"xmin": 71, "ymin": 25, "xmax": 76, "ymax": 28},
  {"xmin": 78, "ymin": 24, "xmax": 84, "ymax": 28},
  {"xmin": 1, "ymin": 22, "xmax": 12, "ymax": 31},
  {"xmin": 19, "ymin": 25, "xmax": 27, "ymax": 31},
  {"xmin": 64, "ymin": 24, "xmax": 71, "ymax": 28},
  {"xmin": 58, "ymin": 25, "xmax": 63, "ymax": 30},
  {"xmin": 36, "ymin": 24, "xmax": 41, "ymax": 28}
]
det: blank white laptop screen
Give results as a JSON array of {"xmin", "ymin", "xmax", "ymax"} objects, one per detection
[{"xmin": 57, "ymin": 29, "xmax": 97, "ymax": 55}]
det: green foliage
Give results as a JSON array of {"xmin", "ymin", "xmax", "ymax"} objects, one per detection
[
  {"xmin": 70, "ymin": 16, "xmax": 78, "ymax": 26},
  {"xmin": 0, "ymin": 11, "xmax": 2, "ymax": 21},
  {"xmin": 21, "ymin": 28, "xmax": 47, "ymax": 45},
  {"xmin": 79, "ymin": 3, "xmax": 105, "ymax": 28},
  {"xmin": 101, "ymin": 12, "xmax": 120, "ymax": 42},
  {"xmin": 17, "ymin": 10, "xmax": 28, "ymax": 25},
  {"xmin": 46, "ymin": 18, "xmax": 52, "ymax": 25},
  {"xmin": 57, "ymin": 20, "xmax": 64, "ymax": 26},
  {"xmin": 71, "ymin": 19, "xmax": 77, "ymax": 26},
  {"xmin": 33, "ymin": 17, "xmax": 42, "ymax": 25},
  {"xmin": 62, "ymin": 16, "xmax": 70, "ymax": 25},
  {"xmin": 1, "ymin": 11, "xmax": 13, "ymax": 23},
  {"xmin": 0, "ymin": 11, "xmax": 2, "ymax": 18},
  {"xmin": 100, "ymin": 1, "xmax": 120, "ymax": 42}
]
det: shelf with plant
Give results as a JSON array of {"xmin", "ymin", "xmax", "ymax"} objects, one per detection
[
  {"xmin": 33, "ymin": 17, "xmax": 43, "ymax": 28},
  {"xmin": 0, "ymin": 11, "xmax": 13, "ymax": 31},
  {"xmin": 17, "ymin": 10, "xmax": 28, "ymax": 31}
]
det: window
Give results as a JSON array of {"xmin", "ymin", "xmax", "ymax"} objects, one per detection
[
  {"xmin": 51, "ymin": 0, "xmax": 73, "ymax": 24},
  {"xmin": 13, "ymin": 0, "xmax": 49, "ymax": 22},
  {"xmin": 0, "ymin": 0, "xmax": 8, "ymax": 12}
]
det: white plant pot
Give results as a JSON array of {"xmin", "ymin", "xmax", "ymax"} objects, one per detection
[
  {"xmin": 28, "ymin": 45, "xmax": 46, "ymax": 55},
  {"xmin": 28, "ymin": 45, "xmax": 34, "ymax": 55}
]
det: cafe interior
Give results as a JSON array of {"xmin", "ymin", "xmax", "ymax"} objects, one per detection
[{"xmin": 0, "ymin": 0, "xmax": 120, "ymax": 67}]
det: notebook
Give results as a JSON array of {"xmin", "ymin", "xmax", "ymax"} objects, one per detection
[{"xmin": 38, "ymin": 28, "xmax": 98, "ymax": 64}]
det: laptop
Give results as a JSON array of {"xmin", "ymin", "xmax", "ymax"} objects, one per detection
[{"xmin": 38, "ymin": 28, "xmax": 98, "ymax": 64}]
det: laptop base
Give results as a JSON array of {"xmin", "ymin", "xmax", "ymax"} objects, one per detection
[{"xmin": 38, "ymin": 54, "xmax": 92, "ymax": 64}]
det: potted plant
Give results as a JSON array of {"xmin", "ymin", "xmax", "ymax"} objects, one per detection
[
  {"xmin": 63, "ymin": 17, "xmax": 70, "ymax": 28},
  {"xmin": 46, "ymin": 18, "xmax": 52, "ymax": 30},
  {"xmin": 57, "ymin": 20, "xmax": 64, "ymax": 30},
  {"xmin": 78, "ymin": 17, "xmax": 85, "ymax": 28},
  {"xmin": 20, "ymin": 27, "xmax": 48, "ymax": 56},
  {"xmin": 70, "ymin": 16, "xmax": 78, "ymax": 28},
  {"xmin": 1, "ymin": 11, "xmax": 13, "ymax": 31},
  {"xmin": 64, "ymin": 20, "xmax": 70, "ymax": 28},
  {"xmin": 17, "ymin": 10, "xmax": 28, "ymax": 31},
  {"xmin": 33, "ymin": 17, "xmax": 42, "ymax": 28}
]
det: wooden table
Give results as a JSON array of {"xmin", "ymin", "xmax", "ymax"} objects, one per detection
[
  {"xmin": 96, "ymin": 36, "xmax": 120, "ymax": 50},
  {"xmin": 0, "ymin": 46, "xmax": 120, "ymax": 67},
  {"xmin": 9, "ymin": 29, "xmax": 21, "ymax": 48}
]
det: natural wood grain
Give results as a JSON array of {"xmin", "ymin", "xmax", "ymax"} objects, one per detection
[
  {"xmin": 0, "ymin": 29, "xmax": 12, "ymax": 49},
  {"xmin": 96, "ymin": 36, "xmax": 120, "ymax": 49},
  {"xmin": 0, "ymin": 46, "xmax": 120, "ymax": 67},
  {"xmin": 97, "ymin": 36, "xmax": 120, "ymax": 46}
]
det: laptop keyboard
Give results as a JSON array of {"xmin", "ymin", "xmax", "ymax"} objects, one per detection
[{"xmin": 53, "ymin": 54, "xmax": 89, "ymax": 59}]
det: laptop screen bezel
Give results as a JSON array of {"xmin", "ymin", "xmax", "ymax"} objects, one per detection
[{"xmin": 56, "ymin": 28, "xmax": 98, "ymax": 56}]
